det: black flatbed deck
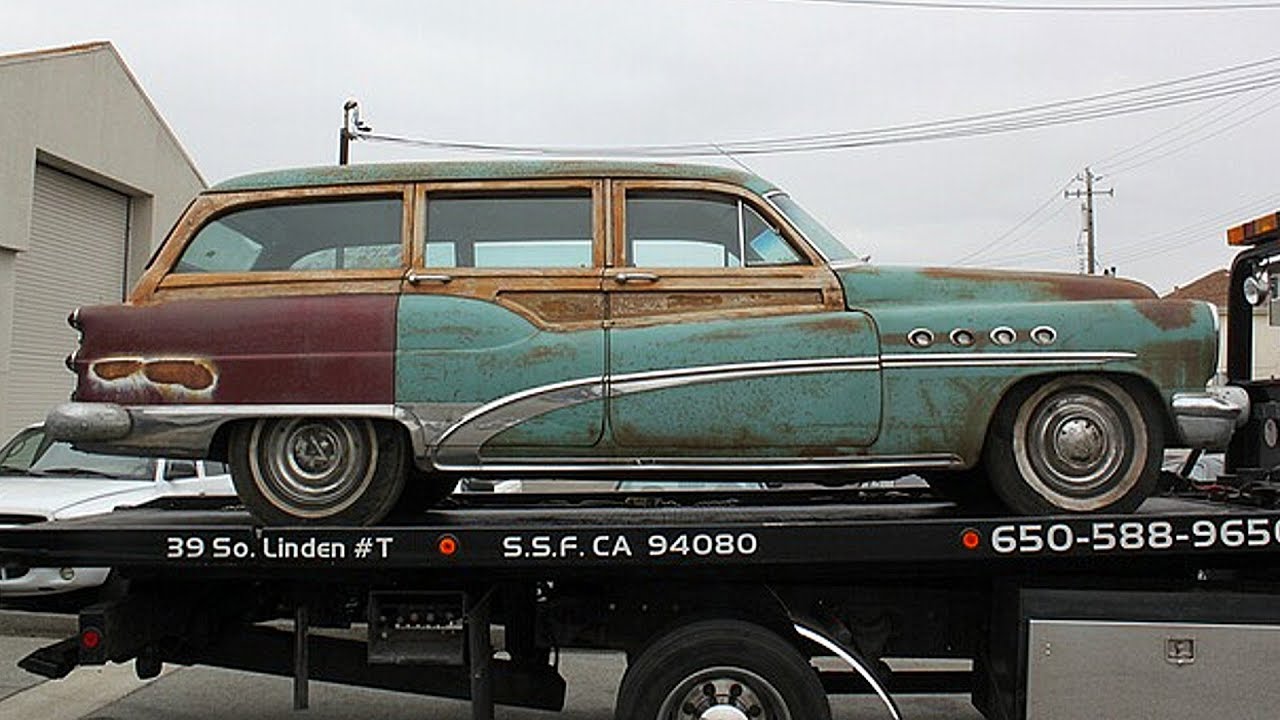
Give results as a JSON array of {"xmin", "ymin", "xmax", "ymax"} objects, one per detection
[{"xmin": 2, "ymin": 490, "xmax": 1276, "ymax": 576}]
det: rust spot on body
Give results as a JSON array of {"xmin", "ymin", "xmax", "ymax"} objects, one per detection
[
  {"xmin": 1135, "ymin": 301, "xmax": 1196, "ymax": 331},
  {"xmin": 921, "ymin": 267, "xmax": 1155, "ymax": 301},
  {"xmin": 143, "ymin": 360, "xmax": 216, "ymax": 391},
  {"xmin": 92, "ymin": 359, "xmax": 142, "ymax": 381}
]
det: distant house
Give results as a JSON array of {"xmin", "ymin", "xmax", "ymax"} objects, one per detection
[
  {"xmin": 0, "ymin": 42, "xmax": 205, "ymax": 439},
  {"xmin": 1165, "ymin": 268, "xmax": 1280, "ymax": 379}
]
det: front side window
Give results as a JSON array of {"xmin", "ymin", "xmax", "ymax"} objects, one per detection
[
  {"xmin": 174, "ymin": 197, "xmax": 403, "ymax": 273},
  {"xmin": 425, "ymin": 192, "xmax": 593, "ymax": 269},
  {"xmin": 625, "ymin": 191, "xmax": 804, "ymax": 268}
]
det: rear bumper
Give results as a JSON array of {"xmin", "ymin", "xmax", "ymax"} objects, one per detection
[
  {"xmin": 1172, "ymin": 386, "xmax": 1251, "ymax": 449},
  {"xmin": 46, "ymin": 402, "xmax": 420, "ymax": 460}
]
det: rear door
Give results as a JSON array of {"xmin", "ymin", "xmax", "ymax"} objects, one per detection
[
  {"xmin": 399, "ymin": 181, "xmax": 607, "ymax": 469},
  {"xmin": 604, "ymin": 181, "xmax": 881, "ymax": 458}
]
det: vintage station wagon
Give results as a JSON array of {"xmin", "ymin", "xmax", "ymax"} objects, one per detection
[{"xmin": 47, "ymin": 161, "xmax": 1246, "ymax": 525}]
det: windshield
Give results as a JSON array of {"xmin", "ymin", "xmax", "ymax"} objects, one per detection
[
  {"xmin": 24, "ymin": 442, "xmax": 156, "ymax": 481},
  {"xmin": 0, "ymin": 427, "xmax": 51, "ymax": 474},
  {"xmin": 767, "ymin": 193, "xmax": 859, "ymax": 264}
]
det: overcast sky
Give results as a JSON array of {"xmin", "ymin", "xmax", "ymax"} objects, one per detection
[{"xmin": 4, "ymin": 0, "xmax": 1279, "ymax": 292}]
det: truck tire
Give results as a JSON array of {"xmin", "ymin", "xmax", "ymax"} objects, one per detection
[
  {"xmin": 986, "ymin": 375, "xmax": 1162, "ymax": 514},
  {"xmin": 229, "ymin": 417, "xmax": 406, "ymax": 525},
  {"xmin": 615, "ymin": 619, "xmax": 830, "ymax": 720}
]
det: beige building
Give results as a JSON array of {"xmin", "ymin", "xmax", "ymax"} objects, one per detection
[
  {"xmin": 0, "ymin": 42, "xmax": 205, "ymax": 440},
  {"xmin": 1165, "ymin": 268, "xmax": 1280, "ymax": 380}
]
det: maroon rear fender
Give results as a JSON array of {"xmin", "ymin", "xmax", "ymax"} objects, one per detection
[{"xmin": 72, "ymin": 295, "xmax": 397, "ymax": 405}]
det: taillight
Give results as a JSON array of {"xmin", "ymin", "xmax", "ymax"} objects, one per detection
[{"xmin": 80, "ymin": 627, "xmax": 102, "ymax": 650}]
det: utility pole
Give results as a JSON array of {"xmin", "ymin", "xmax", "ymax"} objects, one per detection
[
  {"xmin": 1065, "ymin": 167, "xmax": 1113, "ymax": 275},
  {"xmin": 338, "ymin": 100, "xmax": 371, "ymax": 166}
]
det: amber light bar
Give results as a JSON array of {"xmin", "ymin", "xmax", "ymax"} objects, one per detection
[{"xmin": 1228, "ymin": 211, "xmax": 1280, "ymax": 246}]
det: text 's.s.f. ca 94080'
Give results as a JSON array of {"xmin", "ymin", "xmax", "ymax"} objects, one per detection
[{"xmin": 45, "ymin": 161, "xmax": 1245, "ymax": 524}]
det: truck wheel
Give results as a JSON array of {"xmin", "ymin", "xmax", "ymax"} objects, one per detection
[
  {"xmin": 986, "ymin": 375, "xmax": 1161, "ymax": 514},
  {"xmin": 229, "ymin": 417, "xmax": 406, "ymax": 525},
  {"xmin": 615, "ymin": 620, "xmax": 830, "ymax": 720}
]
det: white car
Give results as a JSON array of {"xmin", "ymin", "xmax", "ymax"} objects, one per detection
[{"xmin": 0, "ymin": 425, "xmax": 233, "ymax": 598}]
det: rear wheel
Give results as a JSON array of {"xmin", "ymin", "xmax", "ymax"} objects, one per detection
[
  {"xmin": 986, "ymin": 375, "xmax": 1161, "ymax": 514},
  {"xmin": 229, "ymin": 417, "xmax": 406, "ymax": 525},
  {"xmin": 615, "ymin": 620, "xmax": 830, "ymax": 720}
]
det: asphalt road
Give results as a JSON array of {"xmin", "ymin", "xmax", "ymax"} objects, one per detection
[{"xmin": 0, "ymin": 611, "xmax": 983, "ymax": 720}]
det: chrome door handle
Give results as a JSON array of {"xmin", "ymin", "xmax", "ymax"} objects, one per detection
[
  {"xmin": 407, "ymin": 272, "xmax": 453, "ymax": 285},
  {"xmin": 614, "ymin": 272, "xmax": 660, "ymax": 284}
]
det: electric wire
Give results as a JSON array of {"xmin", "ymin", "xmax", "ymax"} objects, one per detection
[
  {"xmin": 783, "ymin": 0, "xmax": 1280, "ymax": 10},
  {"xmin": 355, "ymin": 55, "xmax": 1280, "ymax": 157},
  {"xmin": 951, "ymin": 184, "xmax": 1074, "ymax": 265}
]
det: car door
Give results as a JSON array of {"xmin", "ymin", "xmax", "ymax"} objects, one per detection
[
  {"xmin": 398, "ymin": 180, "xmax": 607, "ymax": 470},
  {"xmin": 604, "ymin": 180, "xmax": 881, "ymax": 459}
]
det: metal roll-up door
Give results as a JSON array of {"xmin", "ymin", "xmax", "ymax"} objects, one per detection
[{"xmin": 5, "ymin": 164, "xmax": 129, "ymax": 438}]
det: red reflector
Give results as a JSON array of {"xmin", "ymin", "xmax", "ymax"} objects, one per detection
[
  {"xmin": 81, "ymin": 628, "xmax": 102, "ymax": 650},
  {"xmin": 437, "ymin": 534, "xmax": 458, "ymax": 556},
  {"xmin": 961, "ymin": 529, "xmax": 981, "ymax": 550}
]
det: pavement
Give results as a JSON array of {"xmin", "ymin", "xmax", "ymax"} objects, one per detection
[{"xmin": 0, "ymin": 610, "xmax": 983, "ymax": 720}]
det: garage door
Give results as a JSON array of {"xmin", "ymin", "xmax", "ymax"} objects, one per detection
[{"xmin": 4, "ymin": 164, "xmax": 129, "ymax": 439}]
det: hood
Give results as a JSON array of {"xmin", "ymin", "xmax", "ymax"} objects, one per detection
[
  {"xmin": 834, "ymin": 265, "xmax": 1156, "ymax": 307},
  {"xmin": 0, "ymin": 476, "xmax": 155, "ymax": 518}
]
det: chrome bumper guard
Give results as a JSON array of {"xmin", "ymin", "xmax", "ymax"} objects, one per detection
[
  {"xmin": 45, "ymin": 402, "xmax": 132, "ymax": 443},
  {"xmin": 1171, "ymin": 386, "xmax": 1251, "ymax": 449}
]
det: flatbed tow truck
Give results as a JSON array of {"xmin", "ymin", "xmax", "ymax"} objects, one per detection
[{"xmin": 5, "ymin": 215, "xmax": 1280, "ymax": 720}]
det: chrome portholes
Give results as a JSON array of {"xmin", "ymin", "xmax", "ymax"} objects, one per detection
[
  {"xmin": 1030, "ymin": 325, "xmax": 1058, "ymax": 346},
  {"xmin": 990, "ymin": 326, "xmax": 1017, "ymax": 346},
  {"xmin": 949, "ymin": 328, "xmax": 976, "ymax": 347},
  {"xmin": 907, "ymin": 328, "xmax": 935, "ymax": 348}
]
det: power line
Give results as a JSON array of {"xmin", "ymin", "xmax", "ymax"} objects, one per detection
[
  {"xmin": 783, "ymin": 0, "xmax": 1280, "ymax": 10},
  {"xmin": 355, "ymin": 55, "xmax": 1280, "ymax": 157},
  {"xmin": 1100, "ymin": 88, "xmax": 1280, "ymax": 176},
  {"xmin": 951, "ymin": 181, "xmax": 1073, "ymax": 265}
]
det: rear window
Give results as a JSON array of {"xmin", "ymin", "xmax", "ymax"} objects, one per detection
[{"xmin": 174, "ymin": 197, "xmax": 403, "ymax": 273}]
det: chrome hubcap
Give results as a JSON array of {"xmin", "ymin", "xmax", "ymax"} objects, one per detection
[
  {"xmin": 1054, "ymin": 417, "xmax": 1105, "ymax": 466},
  {"xmin": 249, "ymin": 418, "xmax": 378, "ymax": 518},
  {"xmin": 1027, "ymin": 391, "xmax": 1126, "ymax": 494},
  {"xmin": 658, "ymin": 668, "xmax": 789, "ymax": 720}
]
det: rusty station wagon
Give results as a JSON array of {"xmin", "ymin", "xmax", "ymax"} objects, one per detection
[{"xmin": 47, "ymin": 161, "xmax": 1245, "ymax": 525}]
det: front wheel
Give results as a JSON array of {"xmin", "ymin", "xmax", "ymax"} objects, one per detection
[
  {"xmin": 229, "ymin": 417, "xmax": 406, "ymax": 525},
  {"xmin": 614, "ymin": 620, "xmax": 830, "ymax": 720},
  {"xmin": 986, "ymin": 375, "xmax": 1162, "ymax": 515}
]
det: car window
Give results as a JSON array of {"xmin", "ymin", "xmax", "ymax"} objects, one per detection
[
  {"xmin": 174, "ymin": 197, "xmax": 403, "ymax": 273},
  {"xmin": 0, "ymin": 428, "xmax": 49, "ymax": 473},
  {"xmin": 625, "ymin": 191, "xmax": 803, "ymax": 268},
  {"xmin": 425, "ymin": 193, "xmax": 593, "ymax": 269},
  {"xmin": 26, "ymin": 442, "xmax": 156, "ymax": 481}
]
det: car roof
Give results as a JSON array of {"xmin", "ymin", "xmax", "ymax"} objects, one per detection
[{"xmin": 210, "ymin": 160, "xmax": 779, "ymax": 196}]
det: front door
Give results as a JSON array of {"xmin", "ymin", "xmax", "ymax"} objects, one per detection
[
  {"xmin": 397, "ymin": 181, "xmax": 607, "ymax": 470},
  {"xmin": 604, "ymin": 181, "xmax": 882, "ymax": 459}
]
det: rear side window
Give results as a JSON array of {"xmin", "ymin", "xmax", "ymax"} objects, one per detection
[
  {"xmin": 425, "ymin": 192, "xmax": 593, "ymax": 269},
  {"xmin": 174, "ymin": 197, "xmax": 403, "ymax": 273}
]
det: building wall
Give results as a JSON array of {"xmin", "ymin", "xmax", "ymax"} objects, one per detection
[{"xmin": 0, "ymin": 43, "xmax": 204, "ymax": 438}]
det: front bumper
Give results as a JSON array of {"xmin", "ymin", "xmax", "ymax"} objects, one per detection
[
  {"xmin": 0, "ymin": 566, "xmax": 110, "ymax": 597},
  {"xmin": 1172, "ymin": 386, "xmax": 1251, "ymax": 449}
]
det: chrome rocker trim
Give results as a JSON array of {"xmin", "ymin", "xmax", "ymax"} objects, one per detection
[{"xmin": 49, "ymin": 349, "xmax": 1139, "ymax": 467}]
